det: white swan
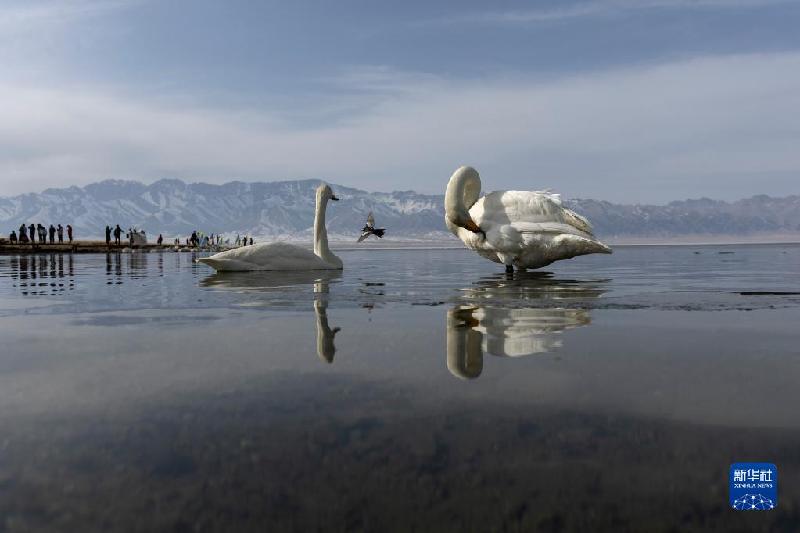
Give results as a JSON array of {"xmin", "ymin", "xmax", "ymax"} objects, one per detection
[
  {"xmin": 197, "ymin": 183, "xmax": 343, "ymax": 271},
  {"xmin": 445, "ymin": 166, "xmax": 611, "ymax": 271}
]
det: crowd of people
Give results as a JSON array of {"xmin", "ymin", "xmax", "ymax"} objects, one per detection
[
  {"xmin": 7, "ymin": 224, "xmax": 257, "ymax": 250},
  {"xmin": 234, "ymin": 234, "xmax": 254, "ymax": 247},
  {"xmin": 186, "ymin": 231, "xmax": 252, "ymax": 248},
  {"xmin": 103, "ymin": 225, "xmax": 124, "ymax": 245},
  {"xmin": 8, "ymin": 223, "xmax": 73, "ymax": 245}
]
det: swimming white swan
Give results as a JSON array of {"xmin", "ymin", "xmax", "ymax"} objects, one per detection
[
  {"xmin": 445, "ymin": 166, "xmax": 611, "ymax": 271},
  {"xmin": 197, "ymin": 184, "xmax": 343, "ymax": 271}
]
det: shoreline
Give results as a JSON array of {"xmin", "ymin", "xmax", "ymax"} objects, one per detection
[
  {"xmin": 606, "ymin": 240, "xmax": 800, "ymax": 246},
  {"xmin": 0, "ymin": 240, "xmax": 200, "ymax": 254},
  {"xmin": 1, "ymin": 238, "xmax": 799, "ymax": 255}
]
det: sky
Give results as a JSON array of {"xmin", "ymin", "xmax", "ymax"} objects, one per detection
[{"xmin": 0, "ymin": 0, "xmax": 798, "ymax": 203}]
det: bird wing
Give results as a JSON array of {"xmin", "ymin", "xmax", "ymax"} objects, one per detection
[
  {"xmin": 475, "ymin": 190, "xmax": 594, "ymax": 235},
  {"xmin": 366, "ymin": 211, "xmax": 375, "ymax": 227},
  {"xmin": 357, "ymin": 232, "xmax": 369, "ymax": 243}
]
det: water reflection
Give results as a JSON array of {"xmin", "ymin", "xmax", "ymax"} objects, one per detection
[
  {"xmin": 447, "ymin": 272, "xmax": 603, "ymax": 379},
  {"xmin": 314, "ymin": 280, "xmax": 340, "ymax": 363},
  {"xmin": 6, "ymin": 253, "xmax": 75, "ymax": 295},
  {"xmin": 127, "ymin": 249, "xmax": 149, "ymax": 278},
  {"xmin": 446, "ymin": 306, "xmax": 592, "ymax": 379},
  {"xmin": 106, "ymin": 252, "xmax": 122, "ymax": 285},
  {"xmin": 200, "ymin": 270, "xmax": 342, "ymax": 292},
  {"xmin": 201, "ymin": 271, "xmax": 343, "ymax": 363},
  {"xmin": 462, "ymin": 270, "xmax": 607, "ymax": 304},
  {"xmin": 3, "ymin": 248, "xmax": 800, "ymax": 530}
]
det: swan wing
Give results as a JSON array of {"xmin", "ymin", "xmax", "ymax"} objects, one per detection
[
  {"xmin": 198, "ymin": 242, "xmax": 329, "ymax": 271},
  {"xmin": 486, "ymin": 220, "xmax": 610, "ymax": 254},
  {"xmin": 474, "ymin": 191, "xmax": 594, "ymax": 235}
]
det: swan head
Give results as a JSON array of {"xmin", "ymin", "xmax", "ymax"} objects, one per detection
[
  {"xmin": 316, "ymin": 183, "xmax": 339, "ymax": 202},
  {"xmin": 445, "ymin": 166, "xmax": 484, "ymax": 237}
]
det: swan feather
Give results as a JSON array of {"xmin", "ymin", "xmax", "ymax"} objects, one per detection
[
  {"xmin": 445, "ymin": 167, "xmax": 611, "ymax": 269},
  {"xmin": 198, "ymin": 183, "xmax": 343, "ymax": 272},
  {"xmin": 198, "ymin": 242, "xmax": 339, "ymax": 271}
]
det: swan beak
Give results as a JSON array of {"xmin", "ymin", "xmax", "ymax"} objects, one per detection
[
  {"xmin": 330, "ymin": 195, "xmax": 339, "ymax": 201},
  {"xmin": 463, "ymin": 219, "xmax": 485, "ymax": 237}
]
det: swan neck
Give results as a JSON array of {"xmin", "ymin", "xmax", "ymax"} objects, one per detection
[
  {"xmin": 313, "ymin": 195, "xmax": 330, "ymax": 258},
  {"xmin": 445, "ymin": 167, "xmax": 481, "ymax": 233},
  {"xmin": 313, "ymin": 194, "xmax": 343, "ymax": 268},
  {"xmin": 445, "ymin": 174, "xmax": 466, "ymax": 217}
]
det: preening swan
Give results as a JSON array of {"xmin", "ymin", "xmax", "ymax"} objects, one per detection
[
  {"xmin": 198, "ymin": 183, "xmax": 343, "ymax": 271},
  {"xmin": 445, "ymin": 166, "xmax": 611, "ymax": 271}
]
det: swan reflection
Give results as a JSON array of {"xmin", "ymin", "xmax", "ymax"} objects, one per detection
[
  {"xmin": 462, "ymin": 270, "xmax": 607, "ymax": 303},
  {"xmin": 448, "ymin": 272, "xmax": 604, "ymax": 379},
  {"xmin": 314, "ymin": 280, "xmax": 341, "ymax": 363},
  {"xmin": 200, "ymin": 271, "xmax": 342, "ymax": 363},
  {"xmin": 447, "ymin": 306, "xmax": 591, "ymax": 379},
  {"xmin": 200, "ymin": 270, "xmax": 342, "ymax": 292}
]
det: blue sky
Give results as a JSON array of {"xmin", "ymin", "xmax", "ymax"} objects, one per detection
[{"xmin": 1, "ymin": 0, "xmax": 799, "ymax": 202}]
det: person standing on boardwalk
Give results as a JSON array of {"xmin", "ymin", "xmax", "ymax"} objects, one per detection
[
  {"xmin": 157, "ymin": 234, "xmax": 163, "ymax": 245},
  {"xmin": 114, "ymin": 225, "xmax": 122, "ymax": 245},
  {"xmin": 9, "ymin": 230, "xmax": 17, "ymax": 244},
  {"xmin": 29, "ymin": 223, "xmax": 36, "ymax": 243},
  {"xmin": 67, "ymin": 224, "xmax": 73, "ymax": 243},
  {"xmin": 57, "ymin": 224, "xmax": 64, "ymax": 243},
  {"xmin": 38, "ymin": 224, "xmax": 46, "ymax": 243},
  {"xmin": 19, "ymin": 224, "xmax": 28, "ymax": 243},
  {"xmin": 48, "ymin": 224, "xmax": 56, "ymax": 244},
  {"xmin": 105, "ymin": 226, "xmax": 111, "ymax": 245}
]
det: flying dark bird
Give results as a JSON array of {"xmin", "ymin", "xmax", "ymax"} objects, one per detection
[{"xmin": 357, "ymin": 212, "xmax": 385, "ymax": 242}]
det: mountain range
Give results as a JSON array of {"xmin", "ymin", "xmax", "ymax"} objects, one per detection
[{"xmin": 1, "ymin": 178, "xmax": 799, "ymax": 242}]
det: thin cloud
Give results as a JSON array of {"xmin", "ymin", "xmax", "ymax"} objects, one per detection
[
  {"xmin": 0, "ymin": 52, "xmax": 798, "ymax": 202},
  {"xmin": 0, "ymin": 0, "xmax": 140, "ymax": 33},
  {"xmin": 429, "ymin": 0, "xmax": 796, "ymax": 26}
]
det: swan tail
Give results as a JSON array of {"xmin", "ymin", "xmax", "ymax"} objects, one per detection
[{"xmin": 552, "ymin": 234, "xmax": 612, "ymax": 256}]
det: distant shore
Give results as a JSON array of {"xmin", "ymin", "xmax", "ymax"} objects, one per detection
[
  {"xmin": 605, "ymin": 233, "xmax": 800, "ymax": 245},
  {"xmin": 1, "ymin": 237, "xmax": 799, "ymax": 254},
  {"xmin": 0, "ymin": 240, "xmax": 200, "ymax": 254}
]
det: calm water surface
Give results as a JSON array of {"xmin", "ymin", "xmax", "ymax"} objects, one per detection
[{"xmin": 1, "ymin": 245, "xmax": 799, "ymax": 532}]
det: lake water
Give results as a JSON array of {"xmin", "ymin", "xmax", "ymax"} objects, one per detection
[{"xmin": 1, "ymin": 245, "xmax": 799, "ymax": 532}]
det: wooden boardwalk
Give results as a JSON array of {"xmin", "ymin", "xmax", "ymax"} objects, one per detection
[{"xmin": 0, "ymin": 239, "xmax": 199, "ymax": 254}]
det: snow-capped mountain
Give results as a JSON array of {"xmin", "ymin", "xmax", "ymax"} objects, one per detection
[
  {"xmin": 567, "ymin": 195, "xmax": 800, "ymax": 239},
  {"xmin": 0, "ymin": 179, "xmax": 447, "ymax": 240},
  {"xmin": 1, "ymin": 178, "xmax": 799, "ymax": 241}
]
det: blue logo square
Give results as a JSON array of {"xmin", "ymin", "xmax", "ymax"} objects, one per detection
[{"xmin": 730, "ymin": 463, "xmax": 777, "ymax": 510}]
